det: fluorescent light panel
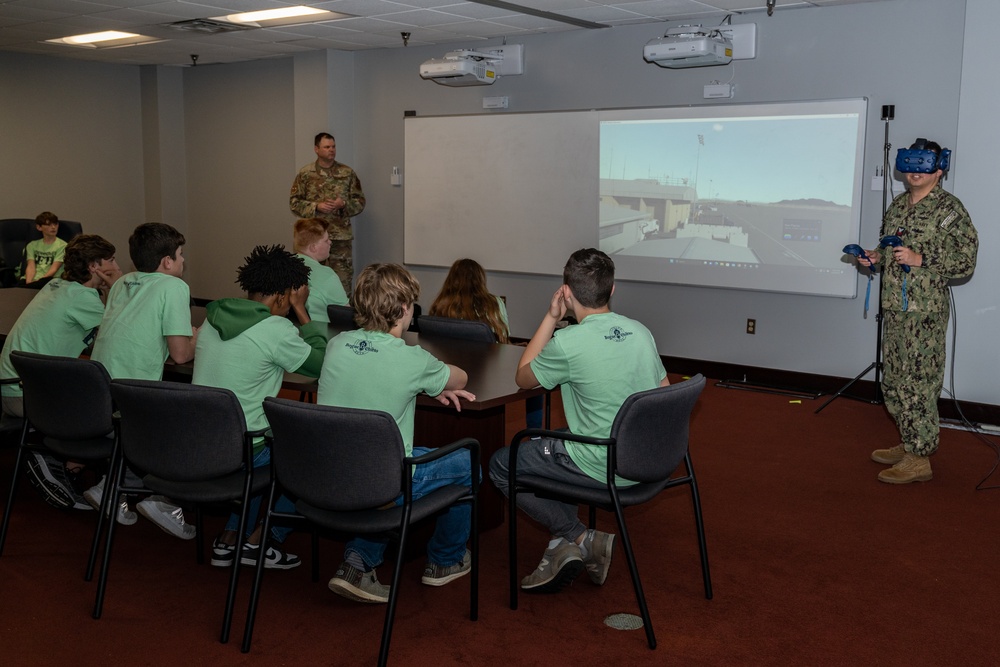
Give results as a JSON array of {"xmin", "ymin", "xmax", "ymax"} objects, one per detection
[
  {"xmin": 45, "ymin": 31, "xmax": 160, "ymax": 48},
  {"xmin": 217, "ymin": 6, "xmax": 340, "ymax": 25}
]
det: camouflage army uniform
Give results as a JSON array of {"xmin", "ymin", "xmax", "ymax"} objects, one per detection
[
  {"xmin": 879, "ymin": 185, "xmax": 978, "ymax": 456},
  {"xmin": 289, "ymin": 160, "xmax": 366, "ymax": 296}
]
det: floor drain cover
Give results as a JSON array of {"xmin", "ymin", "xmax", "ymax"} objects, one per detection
[{"xmin": 604, "ymin": 613, "xmax": 644, "ymax": 631}]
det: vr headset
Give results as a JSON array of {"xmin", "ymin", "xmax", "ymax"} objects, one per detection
[{"xmin": 896, "ymin": 138, "xmax": 951, "ymax": 174}]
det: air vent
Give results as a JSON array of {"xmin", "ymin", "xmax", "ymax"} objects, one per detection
[{"xmin": 164, "ymin": 19, "xmax": 256, "ymax": 34}]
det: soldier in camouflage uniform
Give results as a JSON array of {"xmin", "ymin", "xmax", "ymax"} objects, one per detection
[
  {"xmin": 290, "ymin": 132, "xmax": 366, "ymax": 297},
  {"xmin": 862, "ymin": 140, "xmax": 978, "ymax": 484}
]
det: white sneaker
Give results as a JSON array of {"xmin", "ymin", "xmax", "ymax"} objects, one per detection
[
  {"xmin": 136, "ymin": 496, "xmax": 196, "ymax": 540},
  {"xmin": 83, "ymin": 476, "xmax": 137, "ymax": 526}
]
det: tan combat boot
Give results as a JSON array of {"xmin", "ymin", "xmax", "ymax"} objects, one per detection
[
  {"xmin": 877, "ymin": 452, "xmax": 932, "ymax": 484},
  {"xmin": 871, "ymin": 444, "xmax": 906, "ymax": 465}
]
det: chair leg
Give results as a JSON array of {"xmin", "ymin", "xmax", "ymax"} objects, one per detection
[
  {"xmin": 612, "ymin": 507, "xmax": 656, "ymax": 650},
  {"xmin": 195, "ymin": 506, "xmax": 205, "ymax": 566},
  {"xmin": 508, "ymin": 486, "xmax": 519, "ymax": 610},
  {"xmin": 311, "ymin": 526, "xmax": 320, "ymax": 583},
  {"xmin": 588, "ymin": 505, "xmax": 597, "ymax": 529},
  {"xmin": 93, "ymin": 466, "xmax": 127, "ymax": 620},
  {"xmin": 470, "ymin": 493, "xmax": 479, "ymax": 622},
  {"xmin": 85, "ymin": 445, "xmax": 120, "ymax": 582},
  {"xmin": 685, "ymin": 454, "xmax": 713, "ymax": 600},
  {"xmin": 0, "ymin": 444, "xmax": 28, "ymax": 556},
  {"xmin": 379, "ymin": 509, "xmax": 412, "ymax": 667},
  {"xmin": 221, "ymin": 496, "xmax": 252, "ymax": 644},
  {"xmin": 241, "ymin": 481, "xmax": 279, "ymax": 653}
]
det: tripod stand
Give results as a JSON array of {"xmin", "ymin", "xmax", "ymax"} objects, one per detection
[{"xmin": 815, "ymin": 106, "xmax": 894, "ymax": 414}]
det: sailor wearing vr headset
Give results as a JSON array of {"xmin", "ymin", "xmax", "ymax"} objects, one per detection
[{"xmin": 857, "ymin": 139, "xmax": 978, "ymax": 484}]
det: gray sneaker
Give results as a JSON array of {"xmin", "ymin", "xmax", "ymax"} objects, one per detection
[
  {"xmin": 83, "ymin": 476, "xmax": 137, "ymax": 525},
  {"xmin": 520, "ymin": 540, "xmax": 584, "ymax": 593},
  {"xmin": 328, "ymin": 562, "xmax": 390, "ymax": 603},
  {"xmin": 582, "ymin": 530, "xmax": 615, "ymax": 585},
  {"xmin": 421, "ymin": 549, "xmax": 472, "ymax": 586},
  {"xmin": 136, "ymin": 495, "xmax": 196, "ymax": 540}
]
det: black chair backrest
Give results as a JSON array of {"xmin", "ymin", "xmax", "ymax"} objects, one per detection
[
  {"xmin": 0, "ymin": 219, "xmax": 83, "ymax": 273},
  {"xmin": 110, "ymin": 380, "xmax": 248, "ymax": 482},
  {"xmin": 327, "ymin": 304, "xmax": 357, "ymax": 329},
  {"xmin": 263, "ymin": 397, "xmax": 405, "ymax": 511},
  {"xmin": 417, "ymin": 315, "xmax": 497, "ymax": 343},
  {"xmin": 10, "ymin": 351, "xmax": 113, "ymax": 440},
  {"xmin": 609, "ymin": 374, "xmax": 705, "ymax": 484}
]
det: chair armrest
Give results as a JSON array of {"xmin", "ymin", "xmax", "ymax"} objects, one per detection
[
  {"xmin": 403, "ymin": 437, "xmax": 481, "ymax": 504},
  {"xmin": 0, "ymin": 377, "xmax": 20, "ymax": 385},
  {"xmin": 406, "ymin": 437, "xmax": 480, "ymax": 466},
  {"xmin": 510, "ymin": 427, "xmax": 613, "ymax": 448}
]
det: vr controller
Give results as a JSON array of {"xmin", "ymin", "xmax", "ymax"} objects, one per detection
[
  {"xmin": 879, "ymin": 235, "xmax": 910, "ymax": 273},
  {"xmin": 896, "ymin": 138, "xmax": 951, "ymax": 173},
  {"xmin": 843, "ymin": 244, "xmax": 873, "ymax": 266}
]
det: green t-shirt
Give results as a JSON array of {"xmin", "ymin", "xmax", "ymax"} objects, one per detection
[
  {"xmin": 317, "ymin": 329, "xmax": 450, "ymax": 456},
  {"xmin": 0, "ymin": 279, "xmax": 104, "ymax": 397},
  {"xmin": 24, "ymin": 237, "xmax": 67, "ymax": 280},
  {"xmin": 298, "ymin": 253, "xmax": 348, "ymax": 323},
  {"xmin": 192, "ymin": 299, "xmax": 313, "ymax": 452},
  {"xmin": 91, "ymin": 271, "xmax": 192, "ymax": 380},
  {"xmin": 530, "ymin": 311, "xmax": 666, "ymax": 484}
]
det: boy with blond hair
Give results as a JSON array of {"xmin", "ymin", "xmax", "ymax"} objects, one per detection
[{"xmin": 318, "ymin": 263, "xmax": 476, "ymax": 603}]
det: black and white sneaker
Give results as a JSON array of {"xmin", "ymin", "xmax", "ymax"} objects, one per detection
[
  {"xmin": 210, "ymin": 538, "xmax": 237, "ymax": 567},
  {"xmin": 25, "ymin": 453, "xmax": 79, "ymax": 510},
  {"xmin": 240, "ymin": 542, "xmax": 301, "ymax": 570}
]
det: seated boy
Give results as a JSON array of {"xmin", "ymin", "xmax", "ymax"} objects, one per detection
[
  {"xmin": 0, "ymin": 234, "xmax": 121, "ymax": 509},
  {"xmin": 317, "ymin": 263, "xmax": 476, "ymax": 603},
  {"xmin": 192, "ymin": 244, "xmax": 327, "ymax": 570},
  {"xmin": 489, "ymin": 248, "xmax": 668, "ymax": 593},
  {"xmin": 293, "ymin": 217, "xmax": 349, "ymax": 324},
  {"xmin": 23, "ymin": 211, "xmax": 68, "ymax": 286},
  {"xmin": 87, "ymin": 222, "xmax": 199, "ymax": 538}
]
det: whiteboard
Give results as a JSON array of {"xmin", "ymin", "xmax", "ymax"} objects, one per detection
[{"xmin": 404, "ymin": 111, "xmax": 598, "ymax": 275}]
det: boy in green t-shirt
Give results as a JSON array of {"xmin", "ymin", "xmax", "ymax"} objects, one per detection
[
  {"xmin": 23, "ymin": 211, "xmax": 68, "ymax": 285},
  {"xmin": 193, "ymin": 244, "xmax": 327, "ymax": 571},
  {"xmin": 318, "ymin": 263, "xmax": 476, "ymax": 603},
  {"xmin": 87, "ymin": 223, "xmax": 199, "ymax": 538},
  {"xmin": 489, "ymin": 248, "xmax": 668, "ymax": 594},
  {"xmin": 0, "ymin": 234, "xmax": 121, "ymax": 509},
  {"xmin": 293, "ymin": 217, "xmax": 348, "ymax": 324}
]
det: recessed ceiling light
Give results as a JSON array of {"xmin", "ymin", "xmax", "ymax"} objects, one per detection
[
  {"xmin": 219, "ymin": 6, "xmax": 333, "ymax": 25},
  {"xmin": 45, "ymin": 31, "xmax": 160, "ymax": 48}
]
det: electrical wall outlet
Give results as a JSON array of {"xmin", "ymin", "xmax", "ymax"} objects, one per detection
[{"xmin": 746, "ymin": 318, "xmax": 756, "ymax": 334}]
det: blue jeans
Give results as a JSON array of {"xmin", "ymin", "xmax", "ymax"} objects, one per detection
[
  {"xmin": 345, "ymin": 446, "xmax": 475, "ymax": 569},
  {"xmin": 224, "ymin": 446, "xmax": 295, "ymax": 544}
]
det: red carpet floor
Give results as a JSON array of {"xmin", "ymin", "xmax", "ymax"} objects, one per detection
[{"xmin": 1, "ymin": 377, "xmax": 997, "ymax": 666}]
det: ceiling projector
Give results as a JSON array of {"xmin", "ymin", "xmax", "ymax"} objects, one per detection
[
  {"xmin": 420, "ymin": 49, "xmax": 499, "ymax": 86},
  {"xmin": 644, "ymin": 26, "xmax": 733, "ymax": 68}
]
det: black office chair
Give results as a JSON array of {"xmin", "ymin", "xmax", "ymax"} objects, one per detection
[
  {"xmin": 242, "ymin": 398, "xmax": 480, "ymax": 667},
  {"xmin": 0, "ymin": 219, "xmax": 83, "ymax": 287},
  {"xmin": 506, "ymin": 374, "xmax": 710, "ymax": 650},
  {"xmin": 326, "ymin": 304, "xmax": 357, "ymax": 329},
  {"xmin": 0, "ymin": 352, "xmax": 116, "ymax": 583},
  {"xmin": 417, "ymin": 315, "xmax": 497, "ymax": 343},
  {"xmin": 93, "ymin": 380, "xmax": 268, "ymax": 645}
]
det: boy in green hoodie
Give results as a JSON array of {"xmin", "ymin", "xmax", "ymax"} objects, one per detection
[{"xmin": 192, "ymin": 244, "xmax": 326, "ymax": 570}]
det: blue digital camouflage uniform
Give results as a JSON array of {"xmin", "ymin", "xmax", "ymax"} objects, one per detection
[
  {"xmin": 289, "ymin": 160, "xmax": 366, "ymax": 296},
  {"xmin": 878, "ymin": 184, "xmax": 978, "ymax": 456}
]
